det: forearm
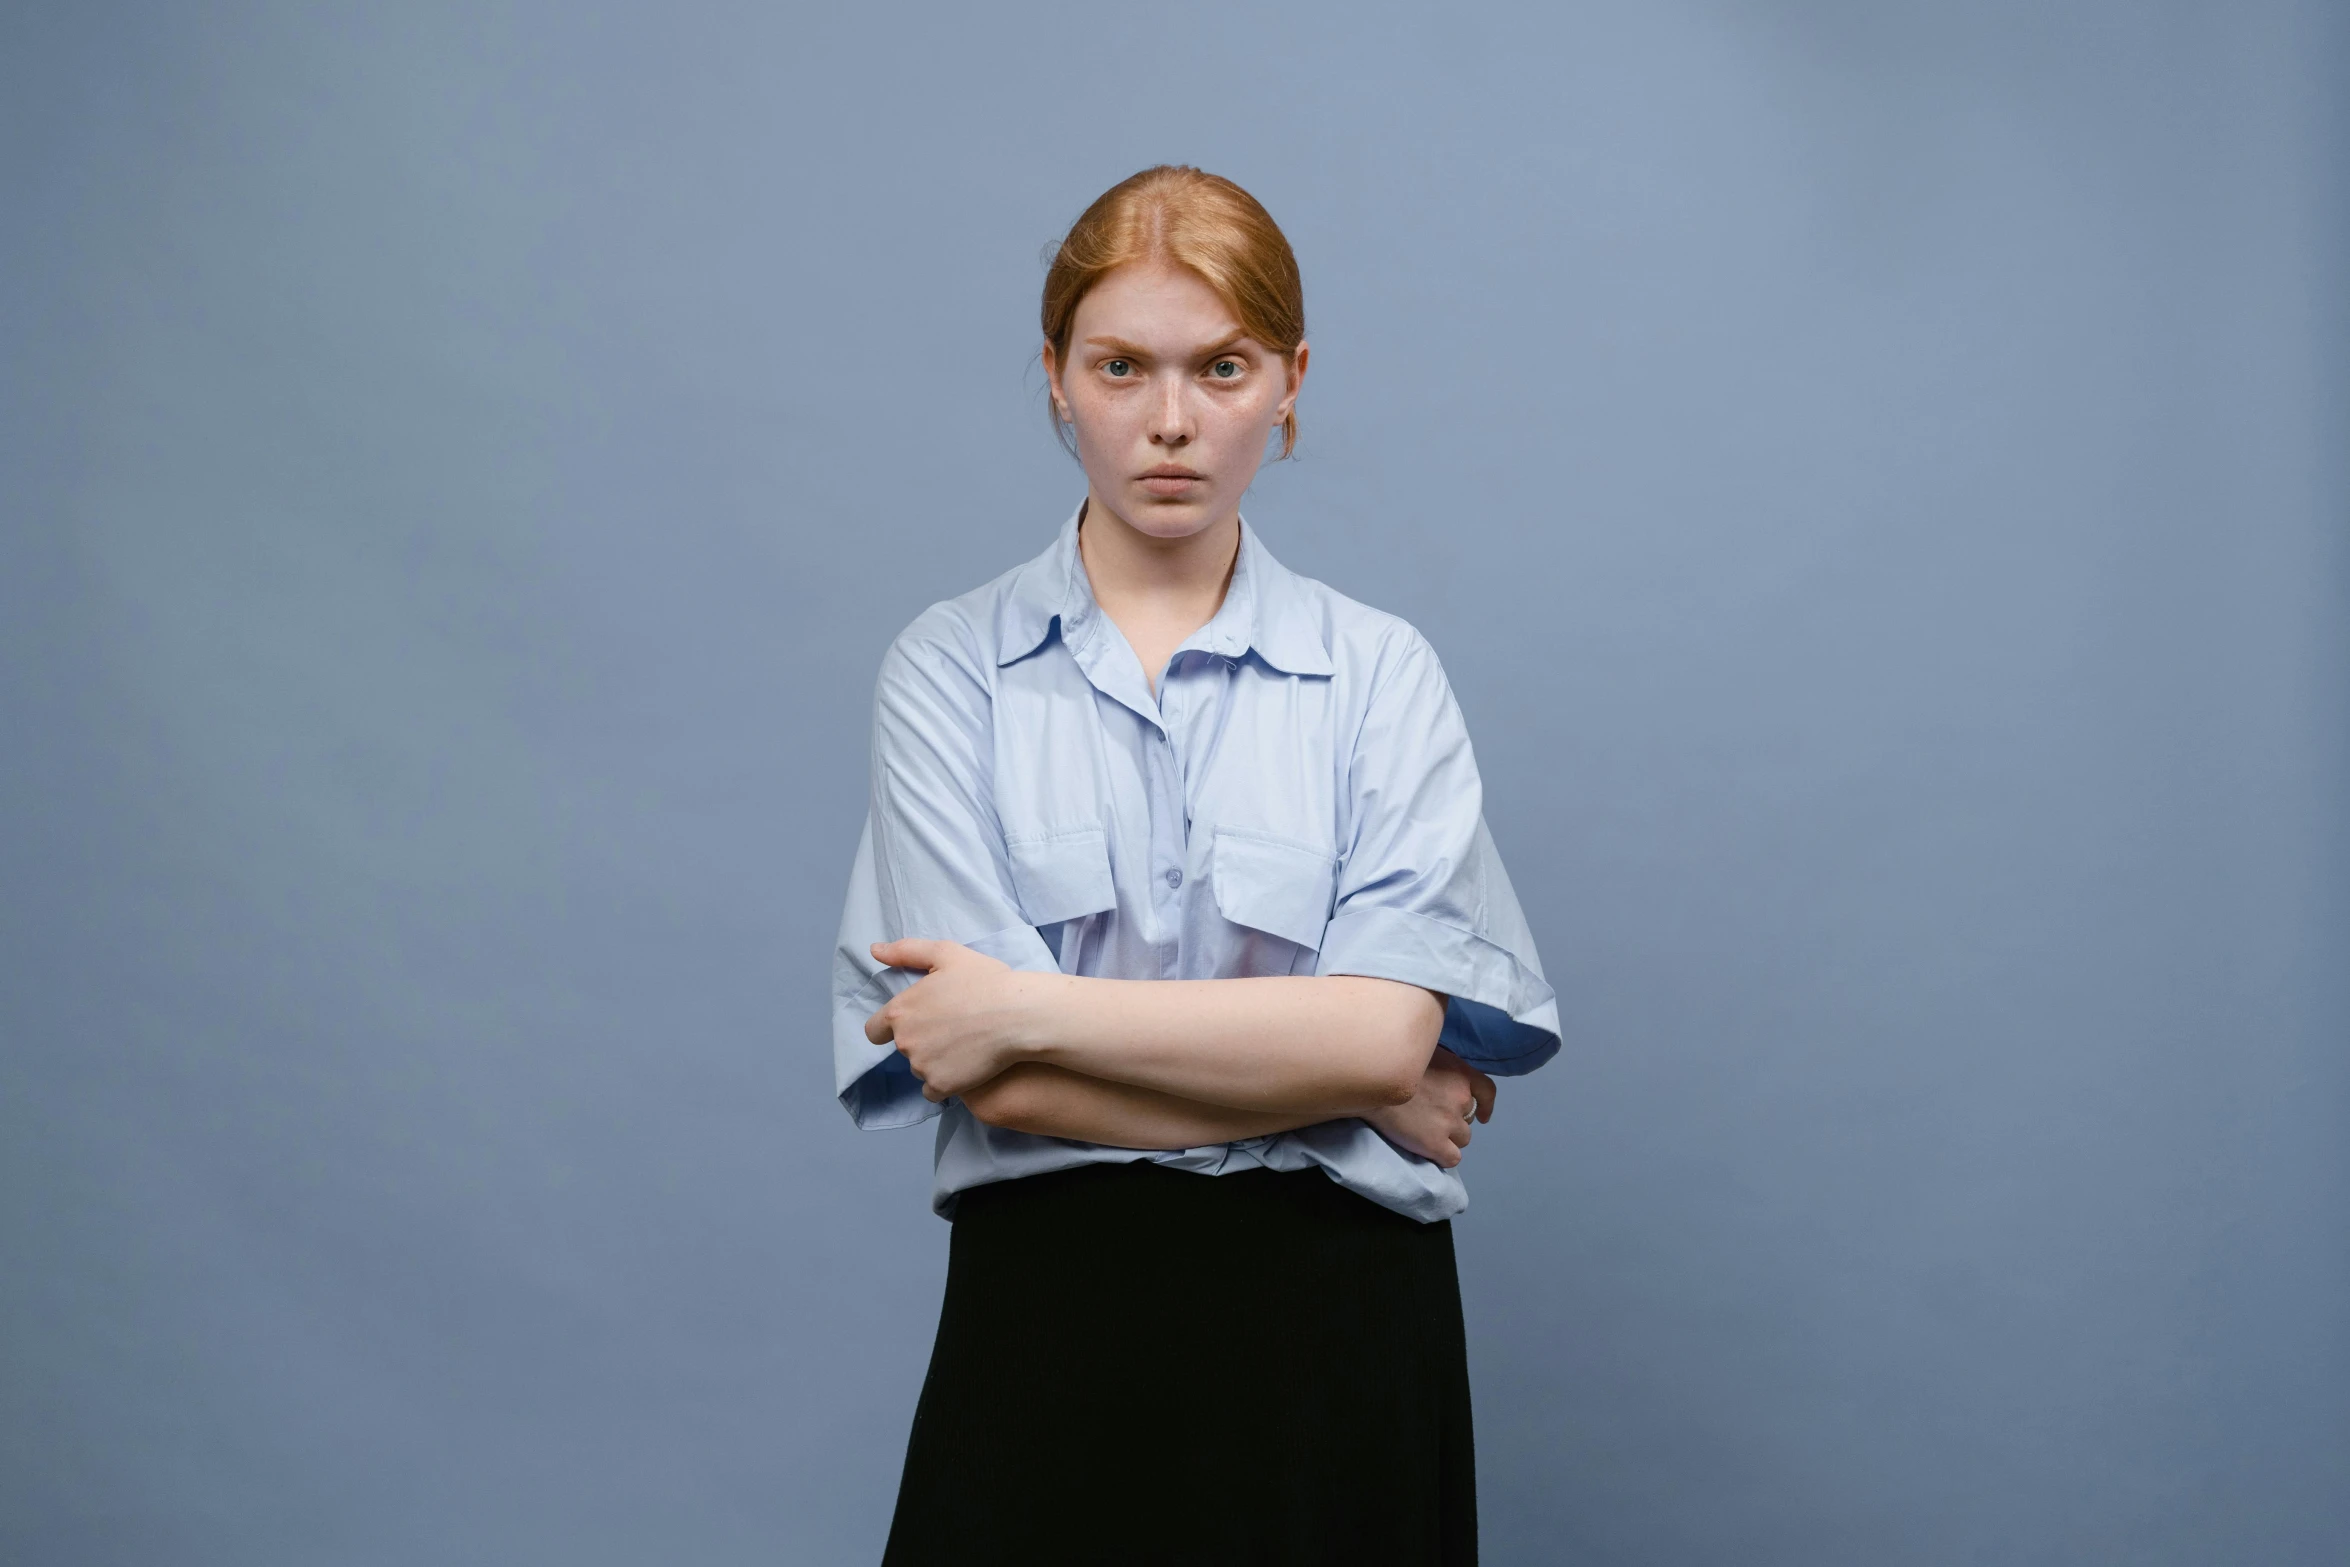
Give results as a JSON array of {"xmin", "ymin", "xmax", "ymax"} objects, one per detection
[
  {"xmin": 960, "ymin": 1062, "xmax": 1345, "ymax": 1148},
  {"xmin": 1012, "ymin": 972, "xmax": 1443, "ymax": 1116}
]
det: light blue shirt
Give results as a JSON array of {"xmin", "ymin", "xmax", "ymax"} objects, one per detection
[{"xmin": 831, "ymin": 506, "xmax": 1559, "ymax": 1222}]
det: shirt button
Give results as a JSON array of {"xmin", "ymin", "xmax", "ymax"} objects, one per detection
[{"xmin": 1164, "ymin": 868, "xmax": 1183, "ymax": 888}]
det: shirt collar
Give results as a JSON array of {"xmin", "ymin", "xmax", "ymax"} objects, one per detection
[{"xmin": 994, "ymin": 503, "xmax": 1336, "ymax": 677}]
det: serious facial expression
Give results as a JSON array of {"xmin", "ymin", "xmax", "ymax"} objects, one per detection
[{"xmin": 1047, "ymin": 262, "xmax": 1303, "ymax": 541}]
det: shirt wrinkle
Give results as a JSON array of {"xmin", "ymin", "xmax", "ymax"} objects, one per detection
[{"xmin": 835, "ymin": 502, "xmax": 1559, "ymax": 1224}]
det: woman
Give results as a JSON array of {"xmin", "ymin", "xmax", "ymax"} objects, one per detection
[{"xmin": 831, "ymin": 166, "xmax": 1559, "ymax": 1565}]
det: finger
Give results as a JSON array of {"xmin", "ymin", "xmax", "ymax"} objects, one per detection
[
  {"xmin": 1407, "ymin": 1125, "xmax": 1460, "ymax": 1167},
  {"xmin": 921, "ymin": 1082, "xmax": 946, "ymax": 1103},
  {"xmin": 871, "ymin": 938, "xmax": 951, "ymax": 971},
  {"xmin": 863, "ymin": 1006, "xmax": 896, "ymax": 1046},
  {"xmin": 1471, "ymin": 1071, "xmax": 1497, "ymax": 1124},
  {"xmin": 1450, "ymin": 1116, "xmax": 1472, "ymax": 1149}
]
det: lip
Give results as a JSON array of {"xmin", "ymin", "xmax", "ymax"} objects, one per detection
[{"xmin": 1138, "ymin": 465, "xmax": 1204, "ymax": 497}]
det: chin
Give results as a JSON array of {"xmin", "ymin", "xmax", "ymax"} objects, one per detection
[{"xmin": 1114, "ymin": 494, "xmax": 1226, "ymax": 539}]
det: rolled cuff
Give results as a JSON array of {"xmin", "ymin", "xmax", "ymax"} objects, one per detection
[
  {"xmin": 832, "ymin": 922, "xmax": 1063, "ymax": 1130},
  {"xmin": 1315, "ymin": 904, "xmax": 1561, "ymax": 1076}
]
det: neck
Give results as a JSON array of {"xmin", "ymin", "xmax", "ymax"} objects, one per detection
[{"xmin": 1075, "ymin": 493, "xmax": 1241, "ymax": 629}]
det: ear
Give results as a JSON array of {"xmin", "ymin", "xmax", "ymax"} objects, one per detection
[
  {"xmin": 1041, "ymin": 341, "xmax": 1072, "ymax": 421},
  {"xmin": 1275, "ymin": 340, "xmax": 1310, "ymax": 422}
]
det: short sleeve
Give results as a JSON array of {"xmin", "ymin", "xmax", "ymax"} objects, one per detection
[
  {"xmin": 1314, "ymin": 630, "xmax": 1561, "ymax": 1076},
  {"xmin": 831, "ymin": 633, "xmax": 1063, "ymax": 1128}
]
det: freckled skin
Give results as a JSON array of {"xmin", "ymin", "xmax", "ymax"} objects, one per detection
[
  {"xmin": 1042, "ymin": 263, "xmax": 1307, "ymax": 693},
  {"xmin": 1045, "ymin": 260, "xmax": 1304, "ymax": 546}
]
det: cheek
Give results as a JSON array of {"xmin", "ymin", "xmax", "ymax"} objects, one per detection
[
  {"xmin": 1200, "ymin": 387, "xmax": 1283, "ymax": 451},
  {"xmin": 1224, "ymin": 385, "xmax": 1284, "ymax": 428},
  {"xmin": 1069, "ymin": 400, "xmax": 1134, "ymax": 470},
  {"xmin": 1068, "ymin": 386, "xmax": 1137, "ymax": 445}
]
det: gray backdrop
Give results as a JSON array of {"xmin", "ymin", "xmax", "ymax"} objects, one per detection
[{"xmin": 4, "ymin": 2, "xmax": 2344, "ymax": 1563}]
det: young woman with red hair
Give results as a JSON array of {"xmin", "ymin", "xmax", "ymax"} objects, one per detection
[{"xmin": 833, "ymin": 165, "xmax": 1560, "ymax": 1565}]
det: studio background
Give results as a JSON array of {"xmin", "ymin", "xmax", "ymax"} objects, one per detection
[{"xmin": 4, "ymin": 2, "xmax": 2344, "ymax": 1563}]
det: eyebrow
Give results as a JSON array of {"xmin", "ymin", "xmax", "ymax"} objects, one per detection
[{"xmin": 1082, "ymin": 332, "xmax": 1254, "ymax": 359}]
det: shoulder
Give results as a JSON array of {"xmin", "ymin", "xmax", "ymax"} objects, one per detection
[
  {"xmin": 875, "ymin": 558, "xmax": 1028, "ymax": 689},
  {"xmin": 863, "ymin": 563, "xmax": 1040, "ymax": 740},
  {"xmin": 1272, "ymin": 561, "xmax": 1449, "ymax": 694}
]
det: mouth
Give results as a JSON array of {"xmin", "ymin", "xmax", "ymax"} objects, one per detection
[{"xmin": 1138, "ymin": 465, "xmax": 1204, "ymax": 497}]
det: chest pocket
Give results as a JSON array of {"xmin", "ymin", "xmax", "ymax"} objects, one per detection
[
  {"xmin": 1211, "ymin": 828, "xmax": 1339, "ymax": 952},
  {"xmin": 1005, "ymin": 827, "xmax": 1116, "ymax": 927}
]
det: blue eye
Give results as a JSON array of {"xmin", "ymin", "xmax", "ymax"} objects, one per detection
[
  {"xmin": 1104, "ymin": 359, "xmax": 1132, "ymax": 377},
  {"xmin": 1211, "ymin": 360, "xmax": 1240, "ymax": 379}
]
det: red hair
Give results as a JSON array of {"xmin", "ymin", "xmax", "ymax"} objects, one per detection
[{"xmin": 1042, "ymin": 166, "xmax": 1306, "ymax": 459}]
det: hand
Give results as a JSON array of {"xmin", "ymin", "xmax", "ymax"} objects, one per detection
[
  {"xmin": 864, "ymin": 938, "xmax": 1035, "ymax": 1102},
  {"xmin": 1362, "ymin": 1047, "xmax": 1496, "ymax": 1168}
]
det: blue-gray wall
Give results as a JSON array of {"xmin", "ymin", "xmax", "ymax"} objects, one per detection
[{"xmin": 4, "ymin": 3, "xmax": 2343, "ymax": 1562}]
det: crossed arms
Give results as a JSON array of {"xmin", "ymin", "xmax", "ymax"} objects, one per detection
[{"xmin": 862, "ymin": 937, "xmax": 1497, "ymax": 1167}]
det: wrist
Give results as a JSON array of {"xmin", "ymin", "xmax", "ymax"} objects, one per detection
[{"xmin": 1006, "ymin": 968, "xmax": 1073, "ymax": 1065}]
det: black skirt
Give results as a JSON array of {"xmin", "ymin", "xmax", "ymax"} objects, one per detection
[{"xmin": 882, "ymin": 1161, "xmax": 1476, "ymax": 1566}]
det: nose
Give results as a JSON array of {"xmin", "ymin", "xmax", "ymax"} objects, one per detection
[{"xmin": 1148, "ymin": 372, "xmax": 1193, "ymax": 449}]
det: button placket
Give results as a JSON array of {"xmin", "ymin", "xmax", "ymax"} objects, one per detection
[
  {"xmin": 1141, "ymin": 720, "xmax": 1183, "ymax": 977},
  {"xmin": 1146, "ymin": 669, "xmax": 1194, "ymax": 956}
]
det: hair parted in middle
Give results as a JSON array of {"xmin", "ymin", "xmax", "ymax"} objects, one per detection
[{"xmin": 1042, "ymin": 165, "xmax": 1306, "ymax": 459}]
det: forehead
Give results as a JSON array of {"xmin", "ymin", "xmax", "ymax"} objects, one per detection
[{"xmin": 1070, "ymin": 262, "xmax": 1248, "ymax": 348}]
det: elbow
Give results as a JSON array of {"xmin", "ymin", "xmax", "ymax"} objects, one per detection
[
  {"xmin": 1362, "ymin": 985, "xmax": 1448, "ymax": 1107},
  {"xmin": 961, "ymin": 1070, "xmax": 1036, "ymax": 1131},
  {"xmin": 1362, "ymin": 1029, "xmax": 1432, "ymax": 1108}
]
